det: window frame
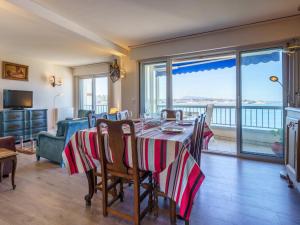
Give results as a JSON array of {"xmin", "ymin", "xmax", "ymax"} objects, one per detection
[{"xmin": 78, "ymin": 73, "xmax": 109, "ymax": 113}]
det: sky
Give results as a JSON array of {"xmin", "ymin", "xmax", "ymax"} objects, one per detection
[{"xmin": 171, "ymin": 55, "xmax": 283, "ymax": 103}]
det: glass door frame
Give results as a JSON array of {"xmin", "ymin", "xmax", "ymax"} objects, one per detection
[
  {"xmin": 78, "ymin": 73, "xmax": 109, "ymax": 113},
  {"xmin": 139, "ymin": 58, "xmax": 171, "ymax": 114},
  {"xmin": 139, "ymin": 41, "xmax": 288, "ymax": 163},
  {"xmin": 236, "ymin": 43, "xmax": 287, "ymax": 162}
]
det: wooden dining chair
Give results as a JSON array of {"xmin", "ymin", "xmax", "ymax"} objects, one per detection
[
  {"xmin": 154, "ymin": 113, "xmax": 206, "ymax": 225},
  {"xmin": 117, "ymin": 110, "xmax": 129, "ymax": 120},
  {"xmin": 96, "ymin": 119, "xmax": 153, "ymax": 225},
  {"xmin": 87, "ymin": 112, "xmax": 108, "ymax": 128},
  {"xmin": 161, "ymin": 109, "xmax": 183, "ymax": 120},
  {"xmin": 190, "ymin": 113, "xmax": 206, "ymax": 166}
]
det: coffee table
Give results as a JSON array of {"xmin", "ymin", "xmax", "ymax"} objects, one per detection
[{"xmin": 0, "ymin": 148, "xmax": 17, "ymax": 189}]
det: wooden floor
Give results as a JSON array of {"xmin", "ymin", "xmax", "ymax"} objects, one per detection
[{"xmin": 0, "ymin": 153, "xmax": 300, "ymax": 225}]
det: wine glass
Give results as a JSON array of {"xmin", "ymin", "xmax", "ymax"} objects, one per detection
[
  {"xmin": 140, "ymin": 113, "xmax": 145, "ymax": 134},
  {"xmin": 176, "ymin": 111, "xmax": 181, "ymax": 123},
  {"xmin": 128, "ymin": 111, "xmax": 133, "ymax": 119}
]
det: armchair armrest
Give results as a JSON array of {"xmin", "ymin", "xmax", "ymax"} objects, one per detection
[
  {"xmin": 36, "ymin": 132, "xmax": 65, "ymax": 164},
  {"xmin": 0, "ymin": 136, "xmax": 16, "ymax": 151},
  {"xmin": 37, "ymin": 131, "xmax": 65, "ymax": 146}
]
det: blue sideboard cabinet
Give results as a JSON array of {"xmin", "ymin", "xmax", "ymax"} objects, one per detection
[{"xmin": 0, "ymin": 109, "xmax": 48, "ymax": 142}]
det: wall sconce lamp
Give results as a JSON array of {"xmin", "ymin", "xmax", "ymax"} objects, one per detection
[
  {"xmin": 120, "ymin": 68, "xmax": 126, "ymax": 79},
  {"xmin": 269, "ymin": 75, "xmax": 282, "ymax": 87},
  {"xmin": 50, "ymin": 75, "xmax": 63, "ymax": 87}
]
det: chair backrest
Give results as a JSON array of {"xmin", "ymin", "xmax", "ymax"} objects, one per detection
[
  {"xmin": 190, "ymin": 113, "xmax": 206, "ymax": 166},
  {"xmin": 62, "ymin": 119, "xmax": 89, "ymax": 145},
  {"xmin": 87, "ymin": 112, "xmax": 108, "ymax": 128},
  {"xmin": 96, "ymin": 119, "xmax": 138, "ymax": 176},
  {"xmin": 78, "ymin": 109, "xmax": 95, "ymax": 118},
  {"xmin": 205, "ymin": 104, "xmax": 214, "ymax": 126},
  {"xmin": 117, "ymin": 110, "xmax": 129, "ymax": 120},
  {"xmin": 161, "ymin": 109, "xmax": 183, "ymax": 120}
]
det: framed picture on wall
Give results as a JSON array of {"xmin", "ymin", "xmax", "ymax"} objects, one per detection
[{"xmin": 2, "ymin": 61, "xmax": 29, "ymax": 81}]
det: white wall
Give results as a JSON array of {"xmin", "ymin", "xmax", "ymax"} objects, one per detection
[
  {"xmin": 120, "ymin": 16, "xmax": 300, "ymax": 116},
  {"xmin": 0, "ymin": 56, "xmax": 73, "ymax": 129},
  {"xmin": 130, "ymin": 15, "xmax": 300, "ymax": 60},
  {"xmin": 120, "ymin": 56, "xmax": 139, "ymax": 117}
]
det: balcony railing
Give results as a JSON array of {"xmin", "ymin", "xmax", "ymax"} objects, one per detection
[
  {"xmin": 83, "ymin": 104, "xmax": 283, "ymax": 129},
  {"xmin": 83, "ymin": 105, "xmax": 108, "ymax": 113},
  {"xmin": 158, "ymin": 105, "xmax": 283, "ymax": 129}
]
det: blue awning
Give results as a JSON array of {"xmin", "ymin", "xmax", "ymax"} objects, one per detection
[{"xmin": 155, "ymin": 51, "xmax": 280, "ymax": 76}]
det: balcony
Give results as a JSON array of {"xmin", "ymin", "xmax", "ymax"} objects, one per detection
[
  {"xmin": 82, "ymin": 104, "xmax": 283, "ymax": 156},
  {"xmin": 158, "ymin": 104, "xmax": 283, "ymax": 156},
  {"xmin": 82, "ymin": 104, "xmax": 108, "ymax": 114}
]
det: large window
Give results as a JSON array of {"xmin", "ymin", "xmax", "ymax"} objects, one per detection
[
  {"xmin": 140, "ymin": 47, "xmax": 285, "ymax": 160},
  {"xmin": 79, "ymin": 75, "xmax": 108, "ymax": 113},
  {"xmin": 140, "ymin": 62, "xmax": 167, "ymax": 114}
]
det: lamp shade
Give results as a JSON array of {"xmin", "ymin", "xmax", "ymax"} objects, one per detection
[
  {"xmin": 269, "ymin": 75, "xmax": 279, "ymax": 82},
  {"xmin": 110, "ymin": 107, "xmax": 119, "ymax": 114}
]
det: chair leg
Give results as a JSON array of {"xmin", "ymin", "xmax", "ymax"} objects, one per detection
[
  {"xmin": 94, "ymin": 168, "xmax": 97, "ymax": 193},
  {"xmin": 0, "ymin": 162, "xmax": 3, "ymax": 183},
  {"xmin": 148, "ymin": 174, "xmax": 153, "ymax": 212},
  {"xmin": 120, "ymin": 178, "xmax": 124, "ymax": 202},
  {"xmin": 102, "ymin": 174, "xmax": 108, "ymax": 217},
  {"xmin": 134, "ymin": 177, "xmax": 141, "ymax": 225},
  {"xmin": 170, "ymin": 200, "xmax": 176, "ymax": 225}
]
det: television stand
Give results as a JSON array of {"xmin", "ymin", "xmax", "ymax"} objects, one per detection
[{"xmin": 0, "ymin": 109, "xmax": 48, "ymax": 142}]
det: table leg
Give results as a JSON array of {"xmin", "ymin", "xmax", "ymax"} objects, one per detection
[
  {"xmin": 0, "ymin": 162, "xmax": 3, "ymax": 183},
  {"xmin": 85, "ymin": 169, "xmax": 95, "ymax": 206},
  {"xmin": 11, "ymin": 157, "xmax": 16, "ymax": 190}
]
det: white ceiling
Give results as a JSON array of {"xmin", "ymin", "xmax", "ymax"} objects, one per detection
[{"xmin": 1, "ymin": 0, "xmax": 299, "ymax": 66}]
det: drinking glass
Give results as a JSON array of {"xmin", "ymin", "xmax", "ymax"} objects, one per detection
[
  {"xmin": 140, "ymin": 113, "xmax": 145, "ymax": 134},
  {"xmin": 19, "ymin": 136, "xmax": 24, "ymax": 150},
  {"xmin": 176, "ymin": 111, "xmax": 181, "ymax": 123},
  {"xmin": 128, "ymin": 111, "xmax": 133, "ymax": 119},
  {"xmin": 144, "ymin": 112, "xmax": 151, "ymax": 120}
]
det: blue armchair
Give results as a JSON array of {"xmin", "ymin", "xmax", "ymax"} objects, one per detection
[
  {"xmin": 36, "ymin": 119, "xmax": 89, "ymax": 164},
  {"xmin": 78, "ymin": 109, "xmax": 94, "ymax": 118}
]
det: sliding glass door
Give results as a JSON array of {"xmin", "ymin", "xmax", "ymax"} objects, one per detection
[
  {"xmin": 95, "ymin": 76, "xmax": 108, "ymax": 113},
  {"xmin": 239, "ymin": 48, "xmax": 284, "ymax": 158},
  {"xmin": 79, "ymin": 78, "xmax": 93, "ymax": 110},
  {"xmin": 172, "ymin": 55, "xmax": 237, "ymax": 154},
  {"xmin": 79, "ymin": 75, "xmax": 108, "ymax": 113},
  {"xmin": 140, "ymin": 61, "xmax": 167, "ymax": 114},
  {"xmin": 140, "ymin": 46, "xmax": 285, "ymax": 160}
]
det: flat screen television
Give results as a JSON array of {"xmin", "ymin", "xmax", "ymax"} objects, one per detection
[{"xmin": 3, "ymin": 89, "xmax": 33, "ymax": 109}]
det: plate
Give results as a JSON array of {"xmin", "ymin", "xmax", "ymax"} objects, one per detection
[
  {"xmin": 176, "ymin": 120, "xmax": 193, "ymax": 126},
  {"xmin": 165, "ymin": 118, "xmax": 176, "ymax": 121},
  {"xmin": 161, "ymin": 126, "xmax": 184, "ymax": 134},
  {"xmin": 132, "ymin": 118, "xmax": 141, "ymax": 123}
]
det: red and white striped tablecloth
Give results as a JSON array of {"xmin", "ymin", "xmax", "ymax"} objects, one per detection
[{"xmin": 62, "ymin": 121, "xmax": 213, "ymax": 220}]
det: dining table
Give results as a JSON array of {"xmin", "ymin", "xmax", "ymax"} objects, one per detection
[{"xmin": 62, "ymin": 119, "xmax": 213, "ymax": 221}]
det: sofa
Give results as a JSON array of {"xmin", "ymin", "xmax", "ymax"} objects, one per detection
[
  {"xmin": 36, "ymin": 119, "xmax": 89, "ymax": 164},
  {"xmin": 0, "ymin": 136, "xmax": 16, "ymax": 177}
]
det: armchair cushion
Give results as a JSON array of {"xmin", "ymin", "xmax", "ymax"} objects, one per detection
[
  {"xmin": 37, "ymin": 119, "xmax": 89, "ymax": 164},
  {"xmin": 36, "ymin": 132, "xmax": 65, "ymax": 164}
]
